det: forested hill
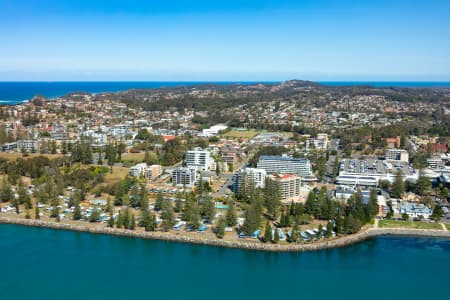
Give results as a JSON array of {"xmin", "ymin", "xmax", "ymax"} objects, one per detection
[{"xmin": 88, "ymin": 80, "xmax": 449, "ymax": 112}]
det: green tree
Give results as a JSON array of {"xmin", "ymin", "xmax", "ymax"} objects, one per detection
[
  {"xmin": 326, "ymin": 221, "xmax": 333, "ymax": 238},
  {"xmin": 142, "ymin": 211, "xmax": 157, "ymax": 231},
  {"xmin": 12, "ymin": 197, "xmax": 20, "ymax": 214},
  {"xmin": 161, "ymin": 200, "xmax": 176, "ymax": 231},
  {"xmin": 108, "ymin": 213, "xmax": 115, "ymax": 227},
  {"xmin": 431, "ymin": 206, "xmax": 443, "ymax": 222},
  {"xmin": 89, "ymin": 209, "xmax": 100, "ymax": 222},
  {"xmin": 214, "ymin": 218, "xmax": 226, "ymax": 239},
  {"xmin": 225, "ymin": 202, "xmax": 237, "ymax": 227},
  {"xmin": 174, "ymin": 196, "xmax": 183, "ymax": 213},
  {"xmin": 264, "ymin": 221, "xmax": 272, "ymax": 243},
  {"xmin": 263, "ymin": 178, "xmax": 281, "ymax": 218},
  {"xmin": 17, "ymin": 182, "xmax": 31, "ymax": 209},
  {"xmin": 0, "ymin": 179, "xmax": 13, "ymax": 202},
  {"xmin": 73, "ymin": 203, "xmax": 82, "ymax": 220},
  {"xmin": 154, "ymin": 192, "xmax": 165, "ymax": 211},
  {"xmin": 391, "ymin": 170, "xmax": 405, "ymax": 199},
  {"xmin": 116, "ymin": 210, "xmax": 124, "ymax": 228},
  {"xmin": 290, "ymin": 223, "xmax": 299, "ymax": 243},
  {"xmin": 367, "ymin": 189, "xmax": 379, "ymax": 220},
  {"xmin": 35, "ymin": 205, "xmax": 40, "ymax": 219},
  {"xmin": 51, "ymin": 205, "xmax": 60, "ymax": 219},
  {"xmin": 273, "ymin": 227, "xmax": 280, "ymax": 243},
  {"xmin": 242, "ymin": 199, "xmax": 262, "ymax": 235},
  {"xmin": 202, "ymin": 198, "xmax": 216, "ymax": 223},
  {"xmin": 414, "ymin": 175, "xmax": 431, "ymax": 196},
  {"xmin": 129, "ymin": 214, "xmax": 136, "ymax": 230}
]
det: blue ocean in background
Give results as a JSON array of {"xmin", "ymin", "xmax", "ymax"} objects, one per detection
[
  {"xmin": 0, "ymin": 224, "xmax": 449, "ymax": 300},
  {"xmin": 0, "ymin": 81, "xmax": 449, "ymax": 105}
]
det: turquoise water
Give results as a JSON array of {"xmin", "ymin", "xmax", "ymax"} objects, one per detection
[
  {"xmin": 1, "ymin": 81, "xmax": 449, "ymax": 105},
  {"xmin": 0, "ymin": 224, "xmax": 449, "ymax": 300}
]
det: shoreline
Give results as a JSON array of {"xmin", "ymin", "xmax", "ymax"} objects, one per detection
[{"xmin": 1, "ymin": 217, "xmax": 449, "ymax": 252}]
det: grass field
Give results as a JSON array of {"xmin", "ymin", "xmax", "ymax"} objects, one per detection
[
  {"xmin": 122, "ymin": 152, "xmax": 146, "ymax": 162},
  {"xmin": 0, "ymin": 152, "xmax": 63, "ymax": 161},
  {"xmin": 104, "ymin": 166, "xmax": 130, "ymax": 184},
  {"xmin": 379, "ymin": 219, "xmax": 442, "ymax": 230},
  {"xmin": 222, "ymin": 129, "xmax": 293, "ymax": 139},
  {"xmin": 222, "ymin": 129, "xmax": 261, "ymax": 139},
  {"xmin": 446, "ymin": 224, "xmax": 450, "ymax": 230}
]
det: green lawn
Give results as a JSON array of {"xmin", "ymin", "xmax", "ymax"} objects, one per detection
[
  {"xmin": 379, "ymin": 219, "xmax": 442, "ymax": 230},
  {"xmin": 446, "ymin": 224, "xmax": 450, "ymax": 230},
  {"xmin": 222, "ymin": 129, "xmax": 293, "ymax": 140},
  {"xmin": 222, "ymin": 129, "xmax": 261, "ymax": 139}
]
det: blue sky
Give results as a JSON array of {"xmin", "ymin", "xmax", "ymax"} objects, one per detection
[{"xmin": 1, "ymin": 0, "xmax": 449, "ymax": 81}]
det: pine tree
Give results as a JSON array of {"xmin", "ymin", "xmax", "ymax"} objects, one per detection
[
  {"xmin": 129, "ymin": 214, "xmax": 136, "ymax": 230},
  {"xmin": 123, "ymin": 209, "xmax": 130, "ymax": 229},
  {"xmin": 51, "ymin": 205, "xmax": 59, "ymax": 218},
  {"xmin": 202, "ymin": 199, "xmax": 216, "ymax": 223},
  {"xmin": 283, "ymin": 213, "xmax": 290, "ymax": 228},
  {"xmin": 143, "ymin": 212, "xmax": 157, "ymax": 231},
  {"xmin": 280, "ymin": 211, "xmax": 286, "ymax": 227},
  {"xmin": 273, "ymin": 227, "xmax": 280, "ymax": 243},
  {"xmin": 106, "ymin": 197, "xmax": 112, "ymax": 214},
  {"xmin": 174, "ymin": 196, "xmax": 183, "ymax": 213},
  {"xmin": 225, "ymin": 202, "xmax": 237, "ymax": 227},
  {"xmin": 305, "ymin": 189, "xmax": 317, "ymax": 216},
  {"xmin": 161, "ymin": 201, "xmax": 176, "ymax": 231},
  {"xmin": 392, "ymin": 170, "xmax": 405, "ymax": 199},
  {"xmin": 188, "ymin": 207, "xmax": 202, "ymax": 230},
  {"xmin": 367, "ymin": 189, "xmax": 379, "ymax": 220},
  {"xmin": 0, "ymin": 179, "xmax": 13, "ymax": 203},
  {"xmin": 326, "ymin": 221, "xmax": 333, "ymax": 238},
  {"xmin": 116, "ymin": 211, "xmax": 123, "ymax": 228},
  {"xmin": 73, "ymin": 203, "xmax": 82, "ymax": 220},
  {"xmin": 12, "ymin": 198, "xmax": 20, "ymax": 214},
  {"xmin": 35, "ymin": 205, "xmax": 40, "ymax": 219},
  {"xmin": 214, "ymin": 218, "xmax": 226, "ymax": 239},
  {"xmin": 108, "ymin": 213, "xmax": 115, "ymax": 227},
  {"xmin": 242, "ymin": 200, "xmax": 262, "ymax": 235},
  {"xmin": 290, "ymin": 223, "xmax": 299, "ymax": 243},
  {"xmin": 154, "ymin": 192, "xmax": 164, "ymax": 211},
  {"xmin": 264, "ymin": 221, "xmax": 272, "ymax": 243},
  {"xmin": 18, "ymin": 182, "xmax": 31, "ymax": 209},
  {"xmin": 318, "ymin": 224, "xmax": 323, "ymax": 238}
]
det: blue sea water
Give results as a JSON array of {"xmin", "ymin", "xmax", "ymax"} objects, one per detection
[
  {"xmin": 0, "ymin": 81, "xmax": 449, "ymax": 105},
  {"xmin": 0, "ymin": 224, "xmax": 449, "ymax": 300}
]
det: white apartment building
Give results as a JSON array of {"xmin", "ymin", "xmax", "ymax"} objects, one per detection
[
  {"xmin": 306, "ymin": 133, "xmax": 328, "ymax": 151},
  {"xmin": 232, "ymin": 167, "xmax": 267, "ymax": 193},
  {"xmin": 172, "ymin": 167, "xmax": 197, "ymax": 186},
  {"xmin": 130, "ymin": 163, "xmax": 162, "ymax": 180},
  {"xmin": 81, "ymin": 130, "xmax": 108, "ymax": 146},
  {"xmin": 17, "ymin": 140, "xmax": 39, "ymax": 153},
  {"xmin": 130, "ymin": 163, "xmax": 148, "ymax": 177},
  {"xmin": 145, "ymin": 165, "xmax": 162, "ymax": 180},
  {"xmin": 257, "ymin": 155, "xmax": 313, "ymax": 177},
  {"xmin": 201, "ymin": 124, "xmax": 228, "ymax": 137},
  {"xmin": 185, "ymin": 147, "xmax": 214, "ymax": 171},
  {"xmin": 269, "ymin": 173, "xmax": 302, "ymax": 202},
  {"xmin": 385, "ymin": 149, "xmax": 409, "ymax": 162}
]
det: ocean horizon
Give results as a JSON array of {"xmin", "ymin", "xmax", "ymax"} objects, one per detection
[{"xmin": 1, "ymin": 81, "xmax": 450, "ymax": 105}]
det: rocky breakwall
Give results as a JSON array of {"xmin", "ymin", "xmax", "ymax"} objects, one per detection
[{"xmin": 1, "ymin": 217, "xmax": 449, "ymax": 252}]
